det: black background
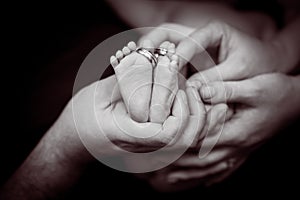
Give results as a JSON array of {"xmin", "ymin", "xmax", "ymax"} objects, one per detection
[{"xmin": 2, "ymin": 0, "xmax": 299, "ymax": 199}]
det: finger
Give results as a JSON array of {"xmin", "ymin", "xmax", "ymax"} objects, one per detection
[
  {"xmin": 198, "ymin": 103, "xmax": 228, "ymax": 145},
  {"xmin": 205, "ymin": 157, "xmax": 247, "ymax": 186},
  {"xmin": 174, "ymin": 147, "xmax": 232, "ymax": 168},
  {"xmin": 201, "ymin": 111, "xmax": 254, "ymax": 148},
  {"xmin": 167, "ymin": 162, "xmax": 228, "ymax": 183},
  {"xmin": 181, "ymin": 87, "xmax": 206, "ymax": 146},
  {"xmin": 176, "ymin": 21, "xmax": 230, "ymax": 69},
  {"xmin": 199, "ymin": 80, "xmax": 258, "ymax": 104},
  {"xmin": 165, "ymin": 90, "xmax": 190, "ymax": 145},
  {"xmin": 186, "ymin": 59, "xmax": 237, "ymax": 84},
  {"xmin": 139, "ymin": 24, "xmax": 194, "ymax": 47},
  {"xmin": 185, "ymin": 87, "xmax": 205, "ymax": 116},
  {"xmin": 204, "ymin": 104, "xmax": 233, "ymax": 121},
  {"xmin": 114, "ymin": 90, "xmax": 189, "ymax": 149}
]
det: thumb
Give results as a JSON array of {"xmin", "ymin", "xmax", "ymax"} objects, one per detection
[
  {"xmin": 176, "ymin": 21, "xmax": 230, "ymax": 69},
  {"xmin": 138, "ymin": 23, "xmax": 194, "ymax": 47},
  {"xmin": 97, "ymin": 75, "xmax": 122, "ymax": 107},
  {"xmin": 186, "ymin": 58, "xmax": 239, "ymax": 86},
  {"xmin": 198, "ymin": 79, "xmax": 257, "ymax": 104}
]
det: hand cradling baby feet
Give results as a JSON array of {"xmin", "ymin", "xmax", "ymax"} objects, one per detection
[{"xmin": 110, "ymin": 40, "xmax": 179, "ymax": 123}]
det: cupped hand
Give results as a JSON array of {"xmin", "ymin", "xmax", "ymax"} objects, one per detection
[{"xmin": 67, "ymin": 75, "xmax": 207, "ymax": 159}]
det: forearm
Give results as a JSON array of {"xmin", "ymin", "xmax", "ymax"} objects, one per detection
[{"xmin": 0, "ymin": 111, "xmax": 92, "ymax": 199}]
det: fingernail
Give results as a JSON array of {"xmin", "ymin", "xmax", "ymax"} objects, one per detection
[
  {"xmin": 191, "ymin": 87, "xmax": 201, "ymax": 101},
  {"xmin": 200, "ymin": 86, "xmax": 215, "ymax": 99}
]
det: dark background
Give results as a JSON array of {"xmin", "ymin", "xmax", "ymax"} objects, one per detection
[{"xmin": 2, "ymin": 0, "xmax": 299, "ymax": 199}]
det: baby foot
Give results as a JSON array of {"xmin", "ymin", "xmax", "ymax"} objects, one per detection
[
  {"xmin": 110, "ymin": 40, "xmax": 154, "ymax": 123},
  {"xmin": 149, "ymin": 41, "xmax": 179, "ymax": 123}
]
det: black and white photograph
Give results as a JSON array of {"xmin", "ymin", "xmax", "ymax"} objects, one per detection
[{"xmin": 1, "ymin": 0, "xmax": 300, "ymax": 199}]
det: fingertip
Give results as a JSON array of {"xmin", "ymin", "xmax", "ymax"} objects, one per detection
[
  {"xmin": 186, "ymin": 79, "xmax": 202, "ymax": 89},
  {"xmin": 141, "ymin": 39, "xmax": 155, "ymax": 49},
  {"xmin": 200, "ymin": 85, "xmax": 216, "ymax": 100}
]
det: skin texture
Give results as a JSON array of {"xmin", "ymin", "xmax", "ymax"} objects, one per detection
[
  {"xmin": 149, "ymin": 41, "xmax": 179, "ymax": 123},
  {"xmin": 142, "ymin": 22, "xmax": 286, "ymax": 83},
  {"xmin": 140, "ymin": 17, "xmax": 300, "ymax": 188},
  {"xmin": 111, "ymin": 41, "xmax": 153, "ymax": 123},
  {"xmin": 111, "ymin": 40, "xmax": 180, "ymax": 124},
  {"xmin": 163, "ymin": 73, "xmax": 300, "ymax": 186},
  {"xmin": 0, "ymin": 75, "xmax": 207, "ymax": 199},
  {"xmin": 2, "ymin": 3, "xmax": 300, "ymax": 197}
]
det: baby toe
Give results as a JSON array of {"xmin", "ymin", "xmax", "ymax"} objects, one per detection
[
  {"xmin": 116, "ymin": 50, "xmax": 124, "ymax": 61},
  {"xmin": 122, "ymin": 46, "xmax": 131, "ymax": 56},
  {"xmin": 128, "ymin": 41, "xmax": 137, "ymax": 51},
  {"xmin": 110, "ymin": 55, "xmax": 119, "ymax": 68}
]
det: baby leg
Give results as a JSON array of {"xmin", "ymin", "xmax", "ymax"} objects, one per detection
[
  {"xmin": 149, "ymin": 41, "xmax": 179, "ymax": 123},
  {"xmin": 110, "ymin": 40, "xmax": 154, "ymax": 122}
]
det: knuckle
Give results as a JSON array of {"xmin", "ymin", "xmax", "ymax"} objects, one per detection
[{"xmin": 207, "ymin": 20, "xmax": 231, "ymax": 39}]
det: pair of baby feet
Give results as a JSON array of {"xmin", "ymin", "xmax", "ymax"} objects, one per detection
[{"xmin": 110, "ymin": 40, "xmax": 179, "ymax": 123}]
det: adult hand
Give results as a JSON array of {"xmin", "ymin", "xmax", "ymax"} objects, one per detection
[
  {"xmin": 69, "ymin": 75, "xmax": 207, "ymax": 157},
  {"xmin": 163, "ymin": 73, "xmax": 300, "ymax": 185},
  {"xmin": 136, "ymin": 102, "xmax": 232, "ymax": 191},
  {"xmin": 70, "ymin": 75, "xmax": 185, "ymax": 155},
  {"xmin": 181, "ymin": 21, "xmax": 287, "ymax": 84},
  {"xmin": 140, "ymin": 21, "xmax": 284, "ymax": 83}
]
